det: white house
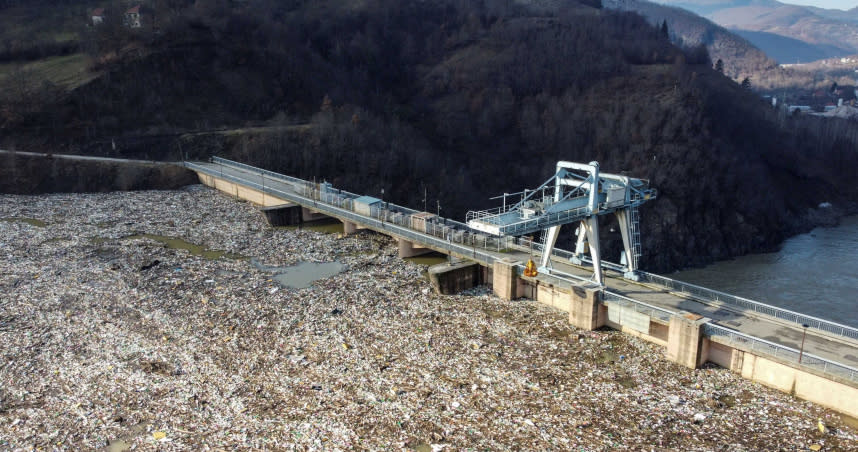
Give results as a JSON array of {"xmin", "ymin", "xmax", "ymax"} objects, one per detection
[
  {"xmin": 124, "ymin": 5, "xmax": 141, "ymax": 28},
  {"xmin": 91, "ymin": 7, "xmax": 105, "ymax": 25}
]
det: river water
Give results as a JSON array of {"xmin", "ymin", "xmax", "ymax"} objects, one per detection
[{"xmin": 672, "ymin": 216, "xmax": 858, "ymax": 328}]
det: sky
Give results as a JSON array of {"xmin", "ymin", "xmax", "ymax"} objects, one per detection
[{"xmin": 779, "ymin": 0, "xmax": 858, "ymax": 9}]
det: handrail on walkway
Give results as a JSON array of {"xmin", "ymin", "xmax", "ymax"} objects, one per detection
[
  {"xmin": 704, "ymin": 323, "xmax": 858, "ymax": 383},
  {"xmin": 638, "ymin": 272, "xmax": 858, "ymax": 341},
  {"xmin": 513, "ymin": 232, "xmax": 858, "ymax": 343}
]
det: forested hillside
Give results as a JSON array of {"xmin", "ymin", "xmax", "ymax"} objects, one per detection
[{"xmin": 2, "ymin": 0, "xmax": 858, "ymax": 272}]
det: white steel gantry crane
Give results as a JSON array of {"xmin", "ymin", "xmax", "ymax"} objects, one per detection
[{"xmin": 465, "ymin": 161, "xmax": 656, "ymax": 285}]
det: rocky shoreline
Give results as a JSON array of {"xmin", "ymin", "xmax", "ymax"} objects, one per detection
[{"xmin": 1, "ymin": 186, "xmax": 856, "ymax": 451}]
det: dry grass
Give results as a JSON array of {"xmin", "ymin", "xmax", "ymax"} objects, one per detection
[{"xmin": 0, "ymin": 53, "xmax": 97, "ymax": 94}]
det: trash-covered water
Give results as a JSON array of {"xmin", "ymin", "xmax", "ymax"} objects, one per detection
[
  {"xmin": 673, "ymin": 215, "xmax": 858, "ymax": 327},
  {"xmin": 124, "ymin": 234, "xmax": 245, "ymax": 260},
  {"xmin": 251, "ymin": 258, "xmax": 346, "ymax": 289}
]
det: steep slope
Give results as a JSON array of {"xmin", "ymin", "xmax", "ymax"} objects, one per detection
[{"xmin": 2, "ymin": 0, "xmax": 858, "ymax": 272}]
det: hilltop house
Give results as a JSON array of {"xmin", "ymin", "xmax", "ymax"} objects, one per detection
[
  {"xmin": 91, "ymin": 8, "xmax": 105, "ymax": 25},
  {"xmin": 124, "ymin": 5, "xmax": 141, "ymax": 28}
]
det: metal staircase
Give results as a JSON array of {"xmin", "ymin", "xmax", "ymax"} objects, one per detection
[{"xmin": 629, "ymin": 205, "xmax": 641, "ymax": 270}]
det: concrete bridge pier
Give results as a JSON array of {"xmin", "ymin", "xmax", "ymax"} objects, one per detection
[
  {"xmin": 428, "ymin": 260, "xmax": 486, "ymax": 295},
  {"xmin": 343, "ymin": 221, "xmax": 357, "ymax": 234},
  {"xmin": 492, "ymin": 258, "xmax": 520, "ymax": 300},
  {"xmin": 261, "ymin": 204, "xmax": 302, "ymax": 226},
  {"xmin": 568, "ymin": 285, "xmax": 605, "ymax": 331},
  {"xmin": 666, "ymin": 311, "xmax": 710, "ymax": 368},
  {"xmin": 301, "ymin": 207, "xmax": 329, "ymax": 222},
  {"xmin": 397, "ymin": 238, "xmax": 432, "ymax": 258}
]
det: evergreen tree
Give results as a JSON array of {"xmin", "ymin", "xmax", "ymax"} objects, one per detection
[
  {"xmin": 741, "ymin": 77, "xmax": 752, "ymax": 90},
  {"xmin": 715, "ymin": 59, "xmax": 724, "ymax": 74},
  {"xmin": 660, "ymin": 20, "xmax": 669, "ymax": 39}
]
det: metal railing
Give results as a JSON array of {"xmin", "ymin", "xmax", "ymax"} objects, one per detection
[
  {"xmin": 704, "ymin": 323, "xmax": 858, "ymax": 383},
  {"xmin": 187, "ymin": 161, "xmax": 499, "ymax": 266},
  {"xmin": 466, "ymin": 206, "xmax": 511, "ymax": 223},
  {"xmin": 602, "ymin": 291, "xmax": 674, "ymax": 323},
  {"xmin": 208, "ymin": 157, "xmax": 307, "ymax": 187},
  {"xmin": 511, "ymin": 233, "xmax": 858, "ymax": 343},
  {"xmin": 639, "ymin": 272, "xmax": 858, "ymax": 341}
]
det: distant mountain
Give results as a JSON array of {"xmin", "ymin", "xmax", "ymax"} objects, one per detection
[
  {"xmin": 651, "ymin": 0, "xmax": 858, "ymax": 63},
  {"xmin": 604, "ymin": 0, "xmax": 776, "ymax": 78},
  {"xmin": 790, "ymin": 5, "xmax": 858, "ymax": 24},
  {"xmin": 661, "ymin": 0, "xmax": 780, "ymax": 16}
]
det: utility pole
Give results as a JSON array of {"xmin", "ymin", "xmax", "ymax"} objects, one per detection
[
  {"xmin": 436, "ymin": 199, "xmax": 441, "ymax": 217},
  {"xmin": 799, "ymin": 323, "xmax": 809, "ymax": 363}
]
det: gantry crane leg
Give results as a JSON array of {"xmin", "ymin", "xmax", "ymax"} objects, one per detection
[
  {"xmin": 539, "ymin": 225, "xmax": 561, "ymax": 270},
  {"xmin": 581, "ymin": 216, "xmax": 602, "ymax": 285}
]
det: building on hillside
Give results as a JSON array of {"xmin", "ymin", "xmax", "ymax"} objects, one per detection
[
  {"xmin": 124, "ymin": 5, "xmax": 141, "ymax": 28},
  {"xmin": 91, "ymin": 8, "xmax": 105, "ymax": 25}
]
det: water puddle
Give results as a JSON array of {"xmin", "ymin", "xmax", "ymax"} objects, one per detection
[
  {"xmin": 413, "ymin": 443, "xmax": 432, "ymax": 452},
  {"xmin": 251, "ymin": 258, "xmax": 345, "ymax": 289},
  {"xmin": 106, "ymin": 439, "xmax": 131, "ymax": 452},
  {"xmin": 840, "ymin": 413, "xmax": 858, "ymax": 430},
  {"xmin": 1, "ymin": 217, "xmax": 47, "ymax": 227},
  {"xmin": 90, "ymin": 234, "xmax": 244, "ymax": 259},
  {"xmin": 404, "ymin": 252, "xmax": 450, "ymax": 267},
  {"xmin": 126, "ymin": 234, "xmax": 245, "ymax": 260}
]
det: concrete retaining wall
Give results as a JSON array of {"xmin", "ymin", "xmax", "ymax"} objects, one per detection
[
  {"xmin": 197, "ymin": 173, "xmax": 288, "ymax": 207},
  {"xmin": 742, "ymin": 349, "xmax": 858, "ymax": 418},
  {"xmin": 429, "ymin": 261, "xmax": 486, "ymax": 295}
]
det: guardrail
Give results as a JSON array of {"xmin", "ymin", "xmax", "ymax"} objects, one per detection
[
  {"xmin": 639, "ymin": 272, "xmax": 858, "ymax": 341},
  {"xmin": 602, "ymin": 291, "xmax": 674, "ymax": 322},
  {"xmin": 704, "ymin": 323, "xmax": 858, "ymax": 383},
  {"xmin": 511, "ymin": 235, "xmax": 858, "ymax": 343},
  {"xmin": 186, "ymin": 161, "xmax": 499, "ymax": 266}
]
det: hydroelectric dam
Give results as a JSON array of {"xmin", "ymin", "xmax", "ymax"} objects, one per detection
[{"xmin": 182, "ymin": 156, "xmax": 858, "ymax": 419}]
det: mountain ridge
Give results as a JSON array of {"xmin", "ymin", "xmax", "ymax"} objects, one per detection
[{"xmin": 654, "ymin": 0, "xmax": 858, "ymax": 62}]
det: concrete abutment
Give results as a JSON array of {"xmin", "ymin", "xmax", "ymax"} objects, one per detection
[
  {"xmin": 666, "ymin": 312, "xmax": 709, "ymax": 369},
  {"xmin": 568, "ymin": 285, "xmax": 605, "ymax": 331},
  {"xmin": 261, "ymin": 204, "xmax": 302, "ymax": 226},
  {"xmin": 397, "ymin": 238, "xmax": 432, "ymax": 258},
  {"xmin": 428, "ymin": 260, "xmax": 486, "ymax": 295},
  {"xmin": 492, "ymin": 259, "xmax": 520, "ymax": 301}
]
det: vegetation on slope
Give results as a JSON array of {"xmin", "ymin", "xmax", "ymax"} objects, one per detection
[{"xmin": 2, "ymin": 0, "xmax": 858, "ymax": 271}]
